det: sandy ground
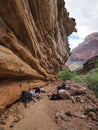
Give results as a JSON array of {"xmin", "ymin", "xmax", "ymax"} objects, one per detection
[
  {"xmin": 0, "ymin": 80, "xmax": 98, "ymax": 130},
  {"xmin": 13, "ymin": 98, "xmax": 58, "ymax": 130}
]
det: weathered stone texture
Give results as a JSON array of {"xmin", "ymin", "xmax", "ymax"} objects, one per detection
[
  {"xmin": 0, "ymin": 0, "xmax": 76, "ymax": 114},
  {"xmin": 0, "ymin": 0, "xmax": 76, "ymax": 81}
]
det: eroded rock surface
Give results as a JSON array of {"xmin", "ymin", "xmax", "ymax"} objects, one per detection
[
  {"xmin": 0, "ymin": 0, "xmax": 76, "ymax": 114},
  {"xmin": 0, "ymin": 0, "xmax": 76, "ymax": 81}
]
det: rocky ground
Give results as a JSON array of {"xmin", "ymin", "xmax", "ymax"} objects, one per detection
[{"xmin": 0, "ymin": 80, "xmax": 98, "ymax": 130}]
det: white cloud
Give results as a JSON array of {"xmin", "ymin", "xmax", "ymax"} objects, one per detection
[{"xmin": 65, "ymin": 0, "xmax": 98, "ymax": 48}]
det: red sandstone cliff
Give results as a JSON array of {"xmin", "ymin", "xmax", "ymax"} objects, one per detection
[
  {"xmin": 0, "ymin": 0, "xmax": 76, "ymax": 81},
  {"xmin": 0, "ymin": 0, "xmax": 76, "ymax": 114}
]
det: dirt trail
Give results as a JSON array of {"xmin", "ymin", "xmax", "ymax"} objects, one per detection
[
  {"xmin": 13, "ymin": 98, "xmax": 58, "ymax": 130},
  {"xmin": 0, "ymin": 80, "xmax": 98, "ymax": 130}
]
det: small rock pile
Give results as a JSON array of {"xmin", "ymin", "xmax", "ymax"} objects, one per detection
[
  {"xmin": 0, "ymin": 102, "xmax": 24, "ymax": 128},
  {"xmin": 51, "ymin": 80, "xmax": 98, "ymax": 130},
  {"xmin": 50, "ymin": 80, "xmax": 98, "ymax": 105}
]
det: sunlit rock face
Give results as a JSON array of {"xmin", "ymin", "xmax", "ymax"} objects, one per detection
[{"xmin": 0, "ymin": 0, "xmax": 76, "ymax": 81}]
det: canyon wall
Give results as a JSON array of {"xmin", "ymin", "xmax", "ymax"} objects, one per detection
[
  {"xmin": 0, "ymin": 0, "xmax": 76, "ymax": 81},
  {"xmin": 66, "ymin": 32, "xmax": 98, "ymax": 70},
  {"xmin": 0, "ymin": 0, "xmax": 76, "ymax": 114},
  {"xmin": 82, "ymin": 55, "xmax": 98, "ymax": 73}
]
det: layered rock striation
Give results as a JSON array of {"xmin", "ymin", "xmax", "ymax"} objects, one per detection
[
  {"xmin": 0, "ymin": 0, "xmax": 76, "ymax": 81},
  {"xmin": 0, "ymin": 0, "xmax": 76, "ymax": 114}
]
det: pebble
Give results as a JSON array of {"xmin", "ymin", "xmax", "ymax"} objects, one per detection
[
  {"xmin": 65, "ymin": 111, "xmax": 73, "ymax": 117},
  {"xmin": 13, "ymin": 116, "xmax": 20, "ymax": 122},
  {"xmin": 88, "ymin": 112, "xmax": 96, "ymax": 120},
  {"xmin": 9, "ymin": 124, "xmax": 14, "ymax": 128}
]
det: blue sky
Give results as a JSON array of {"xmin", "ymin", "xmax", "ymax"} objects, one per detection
[
  {"xmin": 68, "ymin": 34, "xmax": 84, "ymax": 49},
  {"xmin": 69, "ymin": 35, "xmax": 82, "ymax": 40},
  {"xmin": 65, "ymin": 0, "xmax": 98, "ymax": 49}
]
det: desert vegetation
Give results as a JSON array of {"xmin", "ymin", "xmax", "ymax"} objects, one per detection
[{"xmin": 58, "ymin": 68, "xmax": 98, "ymax": 97}]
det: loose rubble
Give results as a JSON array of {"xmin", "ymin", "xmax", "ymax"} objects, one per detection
[
  {"xmin": 0, "ymin": 80, "xmax": 98, "ymax": 130},
  {"xmin": 49, "ymin": 80, "xmax": 98, "ymax": 130}
]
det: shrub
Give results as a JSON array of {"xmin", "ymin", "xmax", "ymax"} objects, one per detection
[
  {"xmin": 58, "ymin": 70, "xmax": 76, "ymax": 80},
  {"xmin": 72, "ymin": 68, "xmax": 98, "ymax": 98},
  {"xmin": 86, "ymin": 71, "xmax": 98, "ymax": 97},
  {"xmin": 72, "ymin": 75, "xmax": 87, "ymax": 83}
]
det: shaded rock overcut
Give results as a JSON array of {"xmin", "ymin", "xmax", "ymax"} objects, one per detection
[
  {"xmin": 0, "ymin": 0, "xmax": 76, "ymax": 114},
  {"xmin": 0, "ymin": 0, "xmax": 76, "ymax": 81}
]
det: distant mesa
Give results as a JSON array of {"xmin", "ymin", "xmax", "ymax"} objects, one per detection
[{"xmin": 66, "ymin": 32, "xmax": 98, "ymax": 70}]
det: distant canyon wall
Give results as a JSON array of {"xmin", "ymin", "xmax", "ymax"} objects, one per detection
[
  {"xmin": 66, "ymin": 32, "xmax": 98, "ymax": 70},
  {"xmin": 0, "ymin": 0, "xmax": 76, "ymax": 81}
]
